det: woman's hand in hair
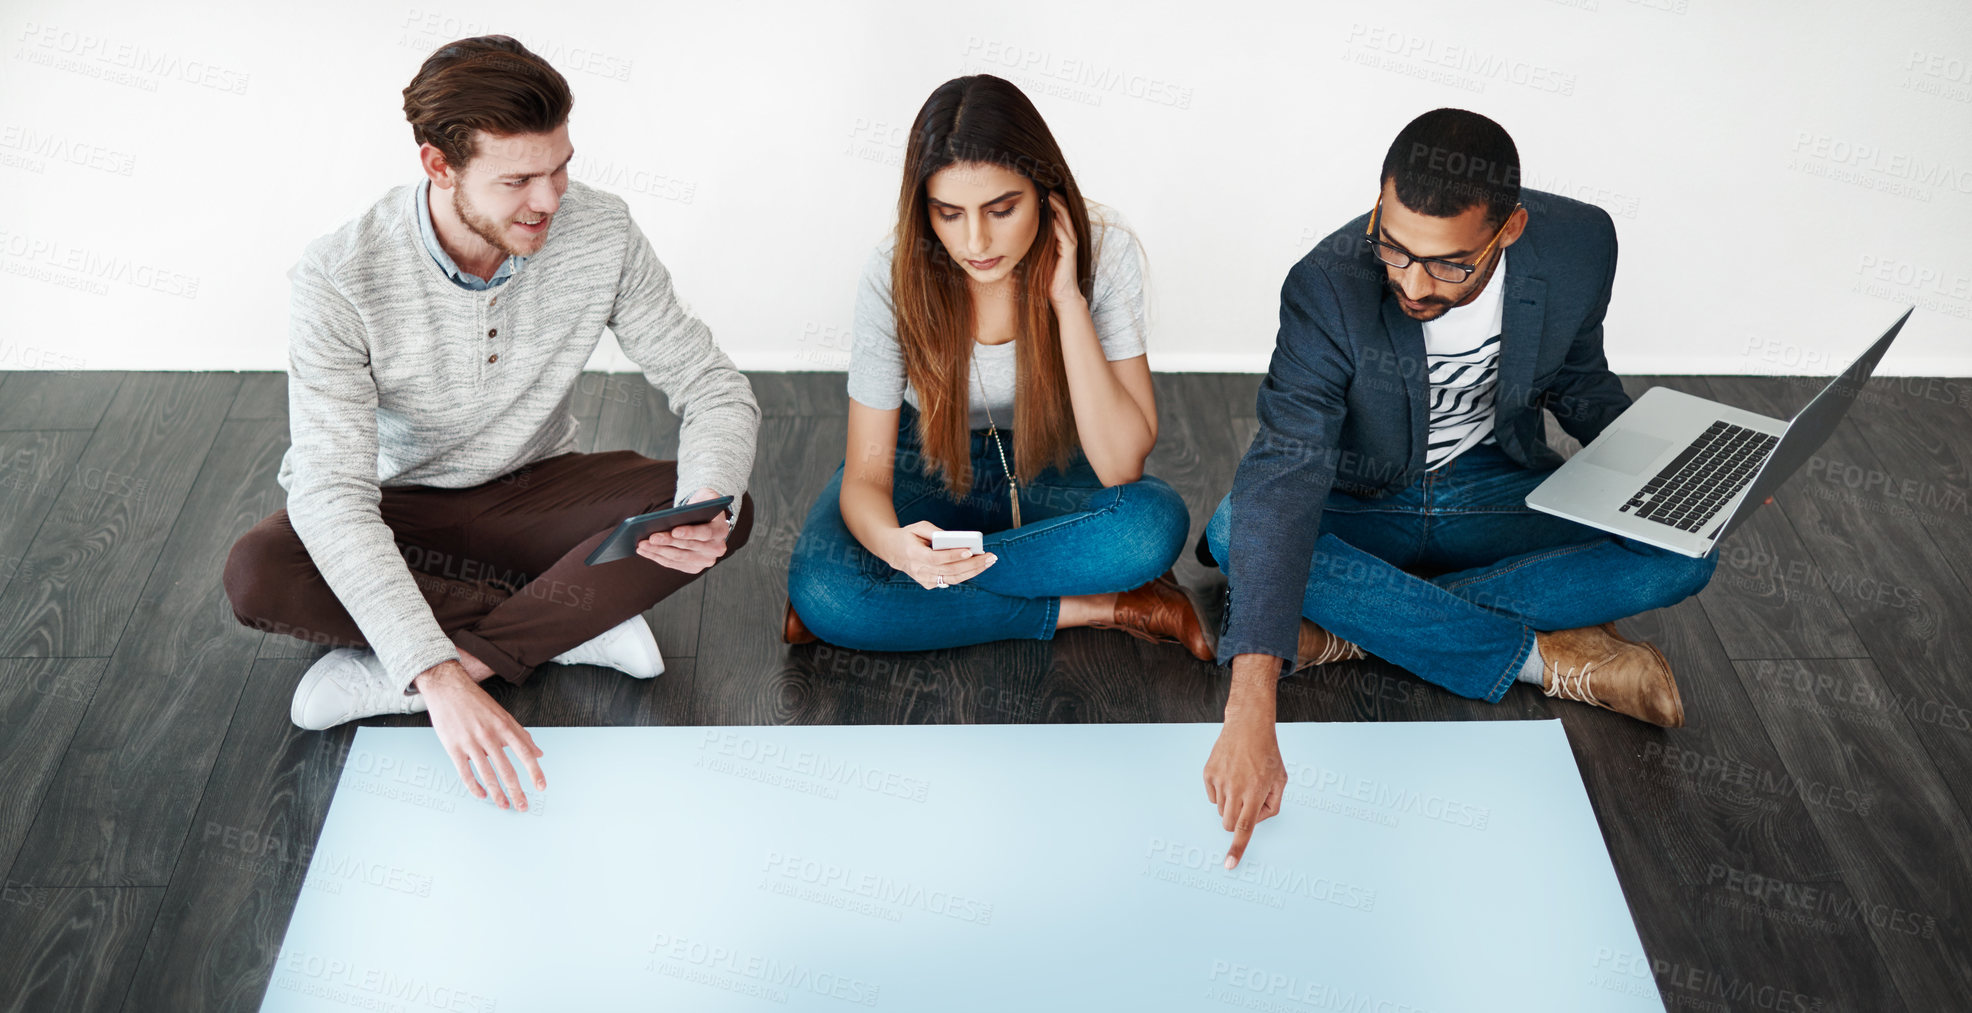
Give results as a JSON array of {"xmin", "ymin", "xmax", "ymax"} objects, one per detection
[
  {"xmin": 882, "ymin": 520, "xmax": 997, "ymax": 590},
  {"xmin": 1045, "ymin": 192, "xmax": 1085, "ymax": 310}
]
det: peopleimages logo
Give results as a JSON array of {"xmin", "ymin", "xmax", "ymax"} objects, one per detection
[
  {"xmin": 699, "ymin": 730, "xmax": 931, "ymax": 803},
  {"xmin": 1285, "ymin": 761, "xmax": 1492, "ymax": 830},
  {"xmin": 958, "ymin": 37, "xmax": 1196, "ymax": 109},
  {"xmin": 344, "ymin": 746, "xmax": 551, "ymax": 817},
  {"xmin": 0, "ymin": 228, "xmax": 199, "ymax": 298},
  {"xmin": 14, "ymin": 22, "xmax": 251, "ymax": 94},
  {"xmin": 1592, "ymin": 948, "xmax": 1825, "ymax": 1012},
  {"xmin": 305, "ymin": 848, "xmax": 435, "ymax": 899},
  {"xmin": 273, "ymin": 950, "xmax": 495, "ymax": 1013},
  {"xmin": 761, "ymin": 851, "xmax": 994, "ymax": 925},
  {"xmin": 1637, "ymin": 741, "xmax": 1874, "ymax": 816},
  {"xmin": 1207, "ymin": 959, "xmax": 1431, "ymax": 1012},
  {"xmin": 644, "ymin": 931, "xmax": 881, "ymax": 1007},
  {"xmin": 1145, "ymin": 838, "xmax": 1378, "ymax": 912},
  {"xmin": 1706, "ymin": 863, "xmax": 1938, "ymax": 939},
  {"xmin": 1787, "ymin": 130, "xmax": 1972, "ymax": 200},
  {"xmin": 0, "ymin": 124, "xmax": 137, "ymax": 176},
  {"xmin": 1343, "ymin": 23, "xmax": 1579, "ymax": 96}
]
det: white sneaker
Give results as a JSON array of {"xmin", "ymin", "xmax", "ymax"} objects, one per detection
[
  {"xmin": 549, "ymin": 614, "xmax": 664, "ymax": 679},
  {"xmin": 290, "ymin": 648, "xmax": 429, "ymax": 730}
]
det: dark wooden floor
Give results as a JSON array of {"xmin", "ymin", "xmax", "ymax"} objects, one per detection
[{"xmin": 1, "ymin": 369, "xmax": 1968, "ymax": 1011}]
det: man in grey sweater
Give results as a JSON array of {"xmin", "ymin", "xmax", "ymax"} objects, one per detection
[{"xmin": 223, "ymin": 36, "xmax": 758, "ymax": 810}]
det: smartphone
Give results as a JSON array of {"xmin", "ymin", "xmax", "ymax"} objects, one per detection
[
  {"xmin": 584, "ymin": 496, "xmax": 735, "ymax": 565},
  {"xmin": 930, "ymin": 530, "xmax": 984, "ymax": 553}
]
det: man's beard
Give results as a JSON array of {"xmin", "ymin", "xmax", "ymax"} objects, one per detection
[
  {"xmin": 1384, "ymin": 249, "xmax": 1501, "ymax": 322},
  {"xmin": 455, "ymin": 182, "xmax": 535, "ymax": 258},
  {"xmin": 1386, "ymin": 278, "xmax": 1455, "ymax": 321}
]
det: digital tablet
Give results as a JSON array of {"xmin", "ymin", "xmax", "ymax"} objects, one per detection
[{"xmin": 583, "ymin": 496, "xmax": 735, "ymax": 566}]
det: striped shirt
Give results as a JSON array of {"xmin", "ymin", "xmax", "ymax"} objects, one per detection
[{"xmin": 1421, "ymin": 252, "xmax": 1508, "ymax": 469}]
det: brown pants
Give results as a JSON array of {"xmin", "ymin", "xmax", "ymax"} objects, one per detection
[{"xmin": 223, "ymin": 450, "xmax": 753, "ymax": 684}]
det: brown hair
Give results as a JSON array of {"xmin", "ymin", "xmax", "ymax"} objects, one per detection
[
  {"xmin": 892, "ymin": 75, "xmax": 1092, "ymax": 498},
  {"xmin": 402, "ymin": 36, "xmax": 573, "ymax": 171}
]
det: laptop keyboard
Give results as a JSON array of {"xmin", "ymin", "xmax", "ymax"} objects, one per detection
[{"xmin": 1619, "ymin": 421, "xmax": 1778, "ymax": 533}]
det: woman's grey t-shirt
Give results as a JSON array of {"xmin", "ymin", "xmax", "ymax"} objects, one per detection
[{"xmin": 845, "ymin": 211, "xmax": 1148, "ymax": 430}]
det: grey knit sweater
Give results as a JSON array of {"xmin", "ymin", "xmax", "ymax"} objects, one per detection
[{"xmin": 277, "ymin": 179, "xmax": 759, "ymax": 691}]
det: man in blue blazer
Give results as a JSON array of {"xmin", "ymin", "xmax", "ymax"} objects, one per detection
[{"xmin": 1198, "ymin": 109, "xmax": 1718, "ymax": 867}]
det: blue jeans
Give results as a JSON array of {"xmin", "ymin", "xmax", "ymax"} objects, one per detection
[
  {"xmin": 789, "ymin": 406, "xmax": 1190, "ymax": 650},
  {"xmin": 1206, "ymin": 441, "xmax": 1717, "ymax": 702}
]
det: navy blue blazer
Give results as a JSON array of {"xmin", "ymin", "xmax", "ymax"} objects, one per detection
[{"xmin": 1218, "ymin": 188, "xmax": 1632, "ymax": 667}]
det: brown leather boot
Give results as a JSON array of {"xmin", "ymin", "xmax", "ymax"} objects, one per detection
[
  {"xmin": 1090, "ymin": 570, "xmax": 1214, "ymax": 661},
  {"xmin": 783, "ymin": 601, "xmax": 818, "ymax": 645},
  {"xmin": 1294, "ymin": 618, "xmax": 1365, "ymax": 672},
  {"xmin": 1536, "ymin": 623, "xmax": 1685, "ymax": 727}
]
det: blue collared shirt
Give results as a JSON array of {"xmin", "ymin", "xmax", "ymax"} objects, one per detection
[{"xmin": 416, "ymin": 179, "xmax": 525, "ymax": 290}]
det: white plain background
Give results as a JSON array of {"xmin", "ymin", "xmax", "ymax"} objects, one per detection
[{"xmin": 2, "ymin": 0, "xmax": 1969, "ymax": 375}]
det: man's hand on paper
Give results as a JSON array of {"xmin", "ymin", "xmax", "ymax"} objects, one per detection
[
  {"xmin": 414, "ymin": 659, "xmax": 546, "ymax": 810},
  {"xmin": 1204, "ymin": 654, "xmax": 1289, "ymax": 869}
]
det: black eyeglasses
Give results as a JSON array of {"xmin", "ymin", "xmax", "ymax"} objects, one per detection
[{"xmin": 1362, "ymin": 194, "xmax": 1519, "ymax": 284}]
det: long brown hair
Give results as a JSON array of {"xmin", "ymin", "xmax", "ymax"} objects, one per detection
[{"xmin": 891, "ymin": 75, "xmax": 1093, "ymax": 498}]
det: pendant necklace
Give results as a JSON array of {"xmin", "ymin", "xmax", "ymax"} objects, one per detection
[{"xmin": 971, "ymin": 344, "xmax": 1021, "ymax": 528}]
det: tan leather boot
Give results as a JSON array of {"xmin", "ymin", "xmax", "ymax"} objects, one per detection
[
  {"xmin": 1295, "ymin": 618, "xmax": 1365, "ymax": 672},
  {"xmin": 783, "ymin": 601, "xmax": 819, "ymax": 645},
  {"xmin": 1090, "ymin": 570, "xmax": 1214, "ymax": 661},
  {"xmin": 1536, "ymin": 623, "xmax": 1685, "ymax": 727}
]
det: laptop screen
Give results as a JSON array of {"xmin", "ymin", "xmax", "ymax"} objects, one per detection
[{"xmin": 1709, "ymin": 306, "xmax": 1913, "ymax": 543}]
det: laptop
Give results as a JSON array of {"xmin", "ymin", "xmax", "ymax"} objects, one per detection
[{"xmin": 1526, "ymin": 307, "xmax": 1914, "ymax": 558}]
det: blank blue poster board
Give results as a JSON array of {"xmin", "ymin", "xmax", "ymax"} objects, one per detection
[{"xmin": 262, "ymin": 720, "xmax": 1662, "ymax": 1012}]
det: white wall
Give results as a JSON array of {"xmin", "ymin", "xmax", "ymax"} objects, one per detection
[{"xmin": 3, "ymin": 0, "xmax": 1968, "ymax": 375}]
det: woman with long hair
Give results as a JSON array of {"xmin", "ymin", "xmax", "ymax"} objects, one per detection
[{"xmin": 784, "ymin": 74, "xmax": 1207, "ymax": 659}]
